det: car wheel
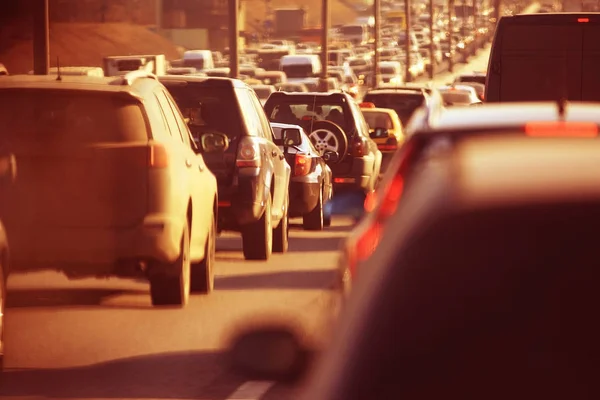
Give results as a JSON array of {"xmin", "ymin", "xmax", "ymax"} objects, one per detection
[
  {"xmin": 150, "ymin": 221, "xmax": 191, "ymax": 307},
  {"xmin": 190, "ymin": 214, "xmax": 216, "ymax": 294},
  {"xmin": 242, "ymin": 194, "xmax": 272, "ymax": 260},
  {"xmin": 308, "ymin": 120, "xmax": 348, "ymax": 158},
  {"xmin": 303, "ymin": 188, "xmax": 324, "ymax": 231},
  {"xmin": 273, "ymin": 195, "xmax": 289, "ymax": 253}
]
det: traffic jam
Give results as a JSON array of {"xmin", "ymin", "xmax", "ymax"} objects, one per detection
[{"xmin": 1, "ymin": 0, "xmax": 600, "ymax": 398}]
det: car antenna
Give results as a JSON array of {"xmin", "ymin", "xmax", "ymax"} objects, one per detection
[{"xmin": 56, "ymin": 57, "xmax": 62, "ymax": 81}]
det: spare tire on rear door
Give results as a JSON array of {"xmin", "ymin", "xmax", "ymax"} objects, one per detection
[{"xmin": 308, "ymin": 120, "xmax": 348, "ymax": 160}]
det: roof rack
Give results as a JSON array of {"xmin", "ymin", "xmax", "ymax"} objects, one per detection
[{"xmin": 110, "ymin": 70, "xmax": 157, "ymax": 86}]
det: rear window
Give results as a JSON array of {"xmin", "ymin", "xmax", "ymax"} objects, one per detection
[
  {"xmin": 363, "ymin": 111, "xmax": 394, "ymax": 130},
  {"xmin": 0, "ymin": 89, "xmax": 147, "ymax": 144},
  {"xmin": 441, "ymin": 91, "xmax": 473, "ymax": 105},
  {"xmin": 362, "ymin": 93, "xmax": 424, "ymax": 125},
  {"xmin": 163, "ymin": 83, "xmax": 244, "ymax": 139}
]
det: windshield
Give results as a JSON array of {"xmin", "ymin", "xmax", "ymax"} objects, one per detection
[
  {"xmin": 362, "ymin": 93, "xmax": 425, "ymax": 125},
  {"xmin": 380, "ymin": 66, "xmax": 397, "ymax": 75},
  {"xmin": 340, "ymin": 26, "xmax": 364, "ymax": 35},
  {"xmin": 363, "ymin": 111, "xmax": 394, "ymax": 130},
  {"xmin": 0, "ymin": 89, "xmax": 146, "ymax": 144},
  {"xmin": 441, "ymin": 91, "xmax": 473, "ymax": 104},
  {"xmin": 163, "ymin": 83, "xmax": 243, "ymax": 139},
  {"xmin": 282, "ymin": 64, "xmax": 314, "ymax": 78}
]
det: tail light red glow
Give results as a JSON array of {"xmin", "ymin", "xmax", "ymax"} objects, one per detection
[
  {"xmin": 236, "ymin": 138, "xmax": 262, "ymax": 168},
  {"xmin": 351, "ymin": 136, "xmax": 369, "ymax": 157},
  {"xmin": 348, "ymin": 140, "xmax": 417, "ymax": 275},
  {"xmin": 578, "ymin": 18, "xmax": 590, "ymax": 23},
  {"xmin": 525, "ymin": 122, "xmax": 598, "ymax": 138},
  {"xmin": 294, "ymin": 154, "xmax": 313, "ymax": 176},
  {"xmin": 360, "ymin": 102, "xmax": 376, "ymax": 108},
  {"xmin": 377, "ymin": 136, "xmax": 399, "ymax": 151},
  {"xmin": 148, "ymin": 143, "xmax": 168, "ymax": 168}
]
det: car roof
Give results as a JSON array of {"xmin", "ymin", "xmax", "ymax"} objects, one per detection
[
  {"xmin": 453, "ymin": 136, "xmax": 600, "ymax": 208},
  {"xmin": 159, "ymin": 75, "xmax": 248, "ymax": 88},
  {"xmin": 419, "ymin": 102, "xmax": 600, "ymax": 131},
  {"xmin": 365, "ymin": 89, "xmax": 425, "ymax": 96},
  {"xmin": 269, "ymin": 122, "xmax": 305, "ymax": 131},
  {"xmin": 0, "ymin": 73, "xmax": 158, "ymax": 97}
]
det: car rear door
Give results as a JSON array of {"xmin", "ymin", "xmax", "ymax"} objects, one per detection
[{"xmin": 0, "ymin": 89, "xmax": 149, "ymax": 259}]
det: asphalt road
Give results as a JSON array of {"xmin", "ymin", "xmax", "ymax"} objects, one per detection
[{"xmin": 1, "ymin": 217, "xmax": 348, "ymax": 400}]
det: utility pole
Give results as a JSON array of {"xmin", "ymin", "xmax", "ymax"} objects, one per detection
[
  {"xmin": 428, "ymin": 0, "xmax": 434, "ymax": 78},
  {"xmin": 404, "ymin": 0, "xmax": 411, "ymax": 82},
  {"xmin": 493, "ymin": 0, "xmax": 500, "ymax": 26},
  {"xmin": 33, "ymin": 0, "xmax": 50, "ymax": 75},
  {"xmin": 373, "ymin": 0, "xmax": 381, "ymax": 87},
  {"xmin": 155, "ymin": 0, "xmax": 162, "ymax": 29},
  {"xmin": 229, "ymin": 0, "xmax": 239, "ymax": 78},
  {"xmin": 448, "ymin": 0, "xmax": 454, "ymax": 73},
  {"xmin": 473, "ymin": 0, "xmax": 478, "ymax": 44},
  {"xmin": 320, "ymin": 0, "xmax": 330, "ymax": 91}
]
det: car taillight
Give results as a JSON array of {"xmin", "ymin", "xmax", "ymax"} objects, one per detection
[
  {"xmin": 525, "ymin": 122, "xmax": 598, "ymax": 138},
  {"xmin": 377, "ymin": 136, "xmax": 398, "ymax": 151},
  {"xmin": 349, "ymin": 140, "xmax": 417, "ymax": 275},
  {"xmin": 351, "ymin": 136, "xmax": 368, "ymax": 156},
  {"xmin": 236, "ymin": 138, "xmax": 262, "ymax": 168},
  {"xmin": 294, "ymin": 154, "xmax": 313, "ymax": 176},
  {"xmin": 148, "ymin": 143, "xmax": 168, "ymax": 168}
]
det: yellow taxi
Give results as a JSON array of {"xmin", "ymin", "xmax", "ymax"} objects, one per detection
[{"xmin": 359, "ymin": 104, "xmax": 405, "ymax": 153}]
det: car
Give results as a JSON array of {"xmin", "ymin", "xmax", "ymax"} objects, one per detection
[
  {"xmin": 359, "ymin": 106, "xmax": 405, "ymax": 172},
  {"xmin": 230, "ymin": 134, "xmax": 600, "ymax": 400},
  {"xmin": 453, "ymin": 81, "xmax": 485, "ymax": 101},
  {"xmin": 362, "ymin": 85, "xmax": 444, "ymax": 126},
  {"xmin": 270, "ymin": 122, "xmax": 335, "ymax": 230},
  {"xmin": 437, "ymin": 85, "xmax": 483, "ymax": 106},
  {"xmin": 160, "ymin": 75, "xmax": 291, "ymax": 260},
  {"xmin": 264, "ymin": 91, "xmax": 382, "ymax": 195},
  {"xmin": 250, "ymin": 84, "xmax": 276, "ymax": 106},
  {"xmin": 335, "ymin": 101, "xmax": 600, "ymax": 298},
  {"xmin": 486, "ymin": 13, "xmax": 600, "ymax": 102},
  {"xmin": 0, "ymin": 71, "xmax": 219, "ymax": 307}
]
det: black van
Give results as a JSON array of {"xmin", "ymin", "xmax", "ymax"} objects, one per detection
[{"xmin": 485, "ymin": 13, "xmax": 600, "ymax": 102}]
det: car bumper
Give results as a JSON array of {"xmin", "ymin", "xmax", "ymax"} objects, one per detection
[
  {"xmin": 9, "ymin": 213, "xmax": 185, "ymax": 277},
  {"xmin": 332, "ymin": 154, "xmax": 376, "ymax": 192},
  {"xmin": 217, "ymin": 172, "xmax": 268, "ymax": 231},
  {"xmin": 289, "ymin": 180, "xmax": 321, "ymax": 217}
]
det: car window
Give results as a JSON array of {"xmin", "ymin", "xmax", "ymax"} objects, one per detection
[
  {"xmin": 159, "ymin": 89, "xmax": 188, "ymax": 144},
  {"xmin": 0, "ymin": 89, "xmax": 148, "ymax": 145},
  {"xmin": 155, "ymin": 89, "xmax": 182, "ymax": 142},
  {"xmin": 363, "ymin": 111, "xmax": 394, "ymax": 130},
  {"xmin": 268, "ymin": 101, "xmax": 349, "ymax": 134},
  {"xmin": 237, "ymin": 88, "xmax": 263, "ymax": 138},
  {"xmin": 363, "ymin": 93, "xmax": 425, "ymax": 125},
  {"xmin": 349, "ymin": 100, "xmax": 370, "ymax": 135},
  {"xmin": 249, "ymin": 90, "xmax": 274, "ymax": 141}
]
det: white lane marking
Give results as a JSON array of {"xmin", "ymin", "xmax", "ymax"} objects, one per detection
[{"xmin": 226, "ymin": 380, "xmax": 276, "ymax": 400}]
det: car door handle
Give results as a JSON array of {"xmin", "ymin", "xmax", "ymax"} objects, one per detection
[{"xmin": 185, "ymin": 159, "xmax": 193, "ymax": 168}]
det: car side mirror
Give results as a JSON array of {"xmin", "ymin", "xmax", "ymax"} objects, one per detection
[
  {"xmin": 282, "ymin": 128, "xmax": 302, "ymax": 147},
  {"xmin": 370, "ymin": 128, "xmax": 388, "ymax": 138},
  {"xmin": 200, "ymin": 132, "xmax": 229, "ymax": 153},
  {"xmin": 322, "ymin": 150, "xmax": 340, "ymax": 164},
  {"xmin": 228, "ymin": 327, "xmax": 315, "ymax": 383}
]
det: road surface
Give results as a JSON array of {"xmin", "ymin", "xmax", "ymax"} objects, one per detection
[{"xmin": 1, "ymin": 218, "xmax": 346, "ymax": 400}]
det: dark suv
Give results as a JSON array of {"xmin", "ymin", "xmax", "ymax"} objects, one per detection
[
  {"xmin": 160, "ymin": 76, "xmax": 291, "ymax": 261},
  {"xmin": 263, "ymin": 91, "xmax": 382, "ymax": 193}
]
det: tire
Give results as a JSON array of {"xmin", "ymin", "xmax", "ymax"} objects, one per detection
[
  {"xmin": 242, "ymin": 194, "xmax": 273, "ymax": 260},
  {"xmin": 273, "ymin": 195, "xmax": 289, "ymax": 253},
  {"xmin": 190, "ymin": 214, "xmax": 216, "ymax": 294},
  {"xmin": 303, "ymin": 188, "xmax": 324, "ymax": 231},
  {"xmin": 309, "ymin": 120, "xmax": 349, "ymax": 159},
  {"xmin": 324, "ymin": 214, "xmax": 332, "ymax": 227},
  {"xmin": 150, "ymin": 221, "xmax": 191, "ymax": 307}
]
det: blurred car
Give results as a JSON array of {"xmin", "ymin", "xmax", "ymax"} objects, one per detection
[
  {"xmin": 231, "ymin": 134, "xmax": 600, "ymax": 400},
  {"xmin": 0, "ymin": 71, "xmax": 218, "ymax": 306},
  {"xmin": 271, "ymin": 122, "xmax": 335, "ymax": 229},
  {"xmin": 359, "ymin": 106, "xmax": 404, "ymax": 174},
  {"xmin": 438, "ymin": 85, "xmax": 482, "ymax": 106},
  {"xmin": 251, "ymin": 84, "xmax": 276, "ymax": 106},
  {"xmin": 338, "ymin": 101, "xmax": 600, "ymax": 297},
  {"xmin": 454, "ymin": 81, "xmax": 485, "ymax": 101}
]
